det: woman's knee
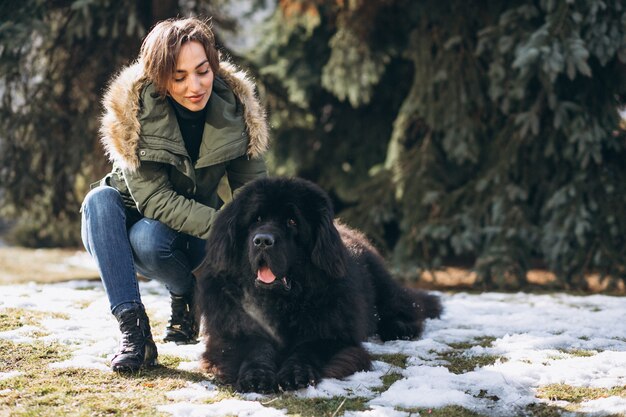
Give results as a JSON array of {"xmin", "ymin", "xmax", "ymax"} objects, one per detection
[
  {"xmin": 82, "ymin": 186, "xmax": 124, "ymax": 219},
  {"xmin": 129, "ymin": 220, "xmax": 194, "ymax": 289},
  {"xmin": 129, "ymin": 219, "xmax": 178, "ymax": 264},
  {"xmin": 81, "ymin": 186, "xmax": 127, "ymax": 253}
]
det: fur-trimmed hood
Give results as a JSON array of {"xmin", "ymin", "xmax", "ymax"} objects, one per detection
[{"xmin": 99, "ymin": 60, "xmax": 270, "ymax": 171}]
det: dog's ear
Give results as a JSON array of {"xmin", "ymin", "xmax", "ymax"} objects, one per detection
[
  {"xmin": 196, "ymin": 201, "xmax": 240, "ymax": 277},
  {"xmin": 311, "ymin": 207, "xmax": 348, "ymax": 278}
]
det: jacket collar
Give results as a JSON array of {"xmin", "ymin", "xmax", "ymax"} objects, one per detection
[{"xmin": 99, "ymin": 60, "xmax": 269, "ymax": 171}]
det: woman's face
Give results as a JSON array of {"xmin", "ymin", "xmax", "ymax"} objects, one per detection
[{"xmin": 167, "ymin": 41, "xmax": 214, "ymax": 111}]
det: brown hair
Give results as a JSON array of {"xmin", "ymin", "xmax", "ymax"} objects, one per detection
[{"xmin": 140, "ymin": 17, "xmax": 219, "ymax": 97}]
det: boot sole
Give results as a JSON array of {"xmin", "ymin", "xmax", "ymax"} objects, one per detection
[
  {"xmin": 112, "ymin": 343, "xmax": 158, "ymax": 373},
  {"xmin": 112, "ymin": 358, "xmax": 158, "ymax": 373},
  {"xmin": 163, "ymin": 329, "xmax": 199, "ymax": 345},
  {"xmin": 163, "ymin": 337, "xmax": 200, "ymax": 345}
]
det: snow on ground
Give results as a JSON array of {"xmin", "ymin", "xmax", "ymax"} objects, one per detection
[{"xmin": 0, "ymin": 279, "xmax": 625, "ymax": 417}]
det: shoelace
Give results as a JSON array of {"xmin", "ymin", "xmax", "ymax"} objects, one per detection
[{"xmin": 118, "ymin": 317, "xmax": 146, "ymax": 354}]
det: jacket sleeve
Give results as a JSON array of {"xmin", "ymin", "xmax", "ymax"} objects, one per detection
[
  {"xmin": 226, "ymin": 155, "xmax": 267, "ymax": 197},
  {"xmin": 122, "ymin": 162, "xmax": 217, "ymax": 239}
]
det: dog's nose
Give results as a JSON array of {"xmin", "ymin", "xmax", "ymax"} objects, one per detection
[{"xmin": 253, "ymin": 233, "xmax": 275, "ymax": 248}]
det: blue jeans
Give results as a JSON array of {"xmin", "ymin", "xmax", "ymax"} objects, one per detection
[{"xmin": 80, "ymin": 186, "xmax": 206, "ymax": 313}]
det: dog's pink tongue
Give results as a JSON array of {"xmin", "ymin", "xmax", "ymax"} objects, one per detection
[{"xmin": 257, "ymin": 266, "xmax": 276, "ymax": 283}]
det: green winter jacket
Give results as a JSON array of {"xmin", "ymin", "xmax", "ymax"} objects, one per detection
[{"xmin": 98, "ymin": 60, "xmax": 269, "ymax": 239}]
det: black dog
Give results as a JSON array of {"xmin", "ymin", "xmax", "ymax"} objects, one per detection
[{"xmin": 195, "ymin": 177, "xmax": 442, "ymax": 393}]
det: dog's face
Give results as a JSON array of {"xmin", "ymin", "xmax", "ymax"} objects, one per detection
[
  {"xmin": 245, "ymin": 202, "xmax": 310, "ymax": 292},
  {"xmin": 203, "ymin": 178, "xmax": 349, "ymax": 293}
]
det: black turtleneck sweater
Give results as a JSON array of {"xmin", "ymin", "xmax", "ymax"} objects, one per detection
[{"xmin": 168, "ymin": 97, "xmax": 207, "ymax": 164}]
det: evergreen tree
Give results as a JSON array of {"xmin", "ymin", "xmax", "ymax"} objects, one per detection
[
  {"xmin": 0, "ymin": 0, "xmax": 214, "ymax": 246},
  {"xmin": 0, "ymin": 0, "xmax": 150, "ymax": 246},
  {"xmin": 2, "ymin": 0, "xmax": 624, "ymax": 290},
  {"xmin": 246, "ymin": 0, "xmax": 626, "ymax": 289}
]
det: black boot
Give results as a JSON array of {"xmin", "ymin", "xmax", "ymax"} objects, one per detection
[
  {"xmin": 111, "ymin": 304, "xmax": 158, "ymax": 372},
  {"xmin": 163, "ymin": 292, "xmax": 199, "ymax": 345}
]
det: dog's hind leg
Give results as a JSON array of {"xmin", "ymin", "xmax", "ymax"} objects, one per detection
[
  {"xmin": 369, "ymin": 259, "xmax": 442, "ymax": 342},
  {"xmin": 377, "ymin": 288, "xmax": 442, "ymax": 341}
]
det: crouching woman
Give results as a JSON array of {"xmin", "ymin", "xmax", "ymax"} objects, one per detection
[{"xmin": 80, "ymin": 17, "xmax": 268, "ymax": 372}]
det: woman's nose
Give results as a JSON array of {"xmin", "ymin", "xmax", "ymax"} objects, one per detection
[{"xmin": 188, "ymin": 74, "xmax": 201, "ymax": 91}]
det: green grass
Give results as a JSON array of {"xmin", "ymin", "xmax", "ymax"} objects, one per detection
[
  {"xmin": 0, "ymin": 308, "xmax": 212, "ymax": 416},
  {"xmin": 560, "ymin": 349, "xmax": 597, "ymax": 357},
  {"xmin": 530, "ymin": 385, "xmax": 626, "ymax": 417},
  {"xmin": 548, "ymin": 349, "xmax": 598, "ymax": 361},
  {"xmin": 398, "ymin": 405, "xmax": 488, "ymax": 416},
  {"xmin": 371, "ymin": 353, "xmax": 409, "ymax": 368},
  {"xmin": 369, "ymin": 353, "xmax": 409, "ymax": 394},
  {"xmin": 2, "ymin": 306, "xmax": 623, "ymax": 417},
  {"xmin": 376, "ymin": 372, "xmax": 404, "ymax": 392},
  {"xmin": 439, "ymin": 351, "xmax": 504, "ymax": 374},
  {"xmin": 448, "ymin": 337, "xmax": 497, "ymax": 349},
  {"xmin": 0, "ymin": 311, "xmax": 370, "ymax": 417},
  {"xmin": 437, "ymin": 338, "xmax": 505, "ymax": 374},
  {"xmin": 0, "ymin": 307, "xmax": 69, "ymax": 332},
  {"xmin": 0, "ymin": 338, "xmax": 71, "ymax": 373},
  {"xmin": 536, "ymin": 383, "xmax": 626, "ymax": 403},
  {"xmin": 525, "ymin": 403, "xmax": 572, "ymax": 417},
  {"xmin": 268, "ymin": 396, "xmax": 368, "ymax": 417},
  {"xmin": 0, "ymin": 338, "xmax": 212, "ymax": 417}
]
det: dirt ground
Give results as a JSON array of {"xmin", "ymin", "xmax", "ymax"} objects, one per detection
[
  {"xmin": 0, "ymin": 247, "xmax": 100, "ymax": 284},
  {"xmin": 414, "ymin": 267, "xmax": 625, "ymax": 294}
]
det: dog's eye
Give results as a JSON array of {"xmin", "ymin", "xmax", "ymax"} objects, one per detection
[
  {"xmin": 287, "ymin": 219, "xmax": 297, "ymax": 227},
  {"xmin": 256, "ymin": 216, "xmax": 262, "ymax": 223}
]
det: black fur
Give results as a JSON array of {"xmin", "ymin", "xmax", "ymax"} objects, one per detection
[{"xmin": 195, "ymin": 177, "xmax": 442, "ymax": 393}]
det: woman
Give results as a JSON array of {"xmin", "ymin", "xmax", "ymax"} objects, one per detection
[{"xmin": 81, "ymin": 17, "xmax": 269, "ymax": 372}]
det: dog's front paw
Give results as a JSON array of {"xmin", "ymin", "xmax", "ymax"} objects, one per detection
[
  {"xmin": 237, "ymin": 366, "xmax": 278, "ymax": 393},
  {"xmin": 277, "ymin": 361, "xmax": 321, "ymax": 391}
]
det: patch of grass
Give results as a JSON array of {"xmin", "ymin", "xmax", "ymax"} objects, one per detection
[
  {"xmin": 526, "ymin": 401, "xmax": 625, "ymax": 417},
  {"xmin": 561, "ymin": 349, "xmax": 597, "ymax": 357},
  {"xmin": 369, "ymin": 353, "xmax": 410, "ymax": 393},
  {"xmin": 536, "ymin": 383, "xmax": 626, "ymax": 403},
  {"xmin": 371, "ymin": 353, "xmax": 409, "ymax": 368},
  {"xmin": 0, "ymin": 338, "xmax": 213, "ymax": 417},
  {"xmin": 0, "ymin": 308, "xmax": 69, "ymax": 332},
  {"xmin": 371, "ymin": 372, "xmax": 404, "ymax": 394},
  {"xmin": 549, "ymin": 349, "xmax": 597, "ymax": 360},
  {"xmin": 268, "ymin": 395, "xmax": 368, "ymax": 417},
  {"xmin": 525, "ymin": 402, "xmax": 568, "ymax": 417},
  {"xmin": 439, "ymin": 351, "xmax": 505, "ymax": 375},
  {"xmin": 0, "ymin": 334, "xmax": 490, "ymax": 417},
  {"xmin": 157, "ymin": 354, "xmax": 183, "ymax": 369},
  {"xmin": 446, "ymin": 353, "xmax": 503, "ymax": 374},
  {"xmin": 372, "ymin": 353, "xmax": 409, "ymax": 369},
  {"xmin": 448, "ymin": 337, "xmax": 497, "ymax": 350},
  {"xmin": 0, "ymin": 339, "xmax": 70, "ymax": 373},
  {"xmin": 436, "ymin": 337, "xmax": 505, "ymax": 374},
  {"xmin": 398, "ymin": 405, "xmax": 487, "ymax": 416}
]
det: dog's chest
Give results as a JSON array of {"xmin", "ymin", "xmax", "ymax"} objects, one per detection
[
  {"xmin": 241, "ymin": 289, "xmax": 287, "ymax": 344},
  {"xmin": 241, "ymin": 288, "xmax": 337, "ymax": 343}
]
